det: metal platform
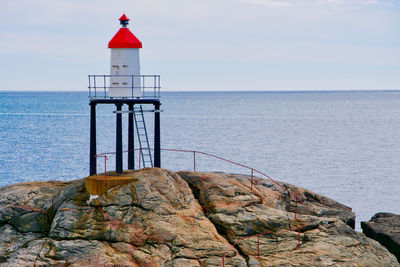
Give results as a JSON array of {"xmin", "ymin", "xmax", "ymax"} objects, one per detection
[
  {"xmin": 88, "ymin": 74, "xmax": 161, "ymax": 176},
  {"xmin": 88, "ymin": 74, "xmax": 161, "ymax": 100}
]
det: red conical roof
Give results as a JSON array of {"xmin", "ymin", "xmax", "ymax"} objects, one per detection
[
  {"xmin": 108, "ymin": 28, "xmax": 142, "ymax": 48},
  {"xmin": 108, "ymin": 14, "xmax": 142, "ymax": 48}
]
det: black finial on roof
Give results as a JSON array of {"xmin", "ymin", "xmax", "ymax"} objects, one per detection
[{"xmin": 119, "ymin": 14, "xmax": 130, "ymax": 28}]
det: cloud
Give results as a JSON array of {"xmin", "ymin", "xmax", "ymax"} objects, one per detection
[
  {"xmin": 240, "ymin": 0, "xmax": 392, "ymax": 8},
  {"xmin": 0, "ymin": 0, "xmax": 398, "ymax": 91},
  {"xmin": 363, "ymin": 0, "xmax": 379, "ymax": 5},
  {"xmin": 240, "ymin": 0, "xmax": 292, "ymax": 7},
  {"xmin": 0, "ymin": 32, "xmax": 105, "ymax": 63},
  {"xmin": 1, "ymin": 1, "xmax": 397, "ymax": 59}
]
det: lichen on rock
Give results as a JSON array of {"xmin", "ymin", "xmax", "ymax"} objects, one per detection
[
  {"xmin": 0, "ymin": 169, "xmax": 398, "ymax": 266},
  {"xmin": 178, "ymin": 171, "xmax": 399, "ymax": 266}
]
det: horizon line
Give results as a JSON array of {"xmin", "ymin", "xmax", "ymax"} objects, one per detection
[{"xmin": 1, "ymin": 89, "xmax": 400, "ymax": 94}]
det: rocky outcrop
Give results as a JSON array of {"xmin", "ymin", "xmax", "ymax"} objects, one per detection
[
  {"xmin": 361, "ymin": 213, "xmax": 400, "ymax": 262},
  {"xmin": 178, "ymin": 171, "xmax": 398, "ymax": 266},
  {"xmin": 0, "ymin": 169, "xmax": 398, "ymax": 266},
  {"xmin": 0, "ymin": 169, "xmax": 245, "ymax": 266}
]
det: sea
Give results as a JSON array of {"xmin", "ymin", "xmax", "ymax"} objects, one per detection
[{"xmin": 1, "ymin": 90, "xmax": 400, "ymax": 231}]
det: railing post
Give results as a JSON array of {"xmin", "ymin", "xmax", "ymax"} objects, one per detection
[
  {"xmin": 139, "ymin": 148, "xmax": 141, "ymax": 169},
  {"xmin": 257, "ymin": 234, "xmax": 260, "ymax": 259},
  {"xmin": 143, "ymin": 75, "xmax": 145, "ymax": 96},
  {"xmin": 193, "ymin": 151, "xmax": 196, "ymax": 172},
  {"xmin": 94, "ymin": 76, "xmax": 97, "ymax": 98},
  {"xmin": 158, "ymin": 76, "xmax": 161, "ymax": 97},
  {"xmin": 104, "ymin": 156, "xmax": 107, "ymax": 179},
  {"xmin": 88, "ymin": 75, "xmax": 91, "ymax": 98},
  {"xmin": 103, "ymin": 75, "xmax": 106, "ymax": 97},
  {"xmin": 251, "ymin": 168, "xmax": 254, "ymax": 191},
  {"xmin": 154, "ymin": 75, "xmax": 156, "ymax": 97},
  {"xmin": 131, "ymin": 75, "xmax": 134, "ymax": 98}
]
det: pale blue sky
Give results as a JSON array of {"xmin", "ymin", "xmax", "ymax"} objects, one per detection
[{"xmin": 0, "ymin": 0, "xmax": 399, "ymax": 91}]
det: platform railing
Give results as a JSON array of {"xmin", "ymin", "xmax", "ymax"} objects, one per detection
[
  {"xmin": 88, "ymin": 75, "xmax": 161, "ymax": 99},
  {"xmin": 94, "ymin": 148, "xmax": 311, "ymax": 266}
]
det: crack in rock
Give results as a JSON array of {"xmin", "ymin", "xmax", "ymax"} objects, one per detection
[{"xmin": 0, "ymin": 170, "xmax": 399, "ymax": 267}]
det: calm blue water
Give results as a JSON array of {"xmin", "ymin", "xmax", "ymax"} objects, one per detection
[{"xmin": 1, "ymin": 91, "xmax": 400, "ymax": 230}]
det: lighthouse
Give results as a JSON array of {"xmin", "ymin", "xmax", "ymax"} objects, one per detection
[
  {"xmin": 108, "ymin": 14, "xmax": 143, "ymax": 98},
  {"xmin": 88, "ymin": 14, "xmax": 161, "ymax": 176}
]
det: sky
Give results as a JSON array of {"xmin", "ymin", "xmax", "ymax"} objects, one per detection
[{"xmin": 0, "ymin": 0, "xmax": 399, "ymax": 91}]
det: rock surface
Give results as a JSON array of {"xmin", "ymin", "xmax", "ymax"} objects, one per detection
[
  {"xmin": 0, "ymin": 168, "xmax": 398, "ymax": 266},
  {"xmin": 361, "ymin": 213, "xmax": 400, "ymax": 262},
  {"xmin": 178, "ymin": 171, "xmax": 399, "ymax": 266}
]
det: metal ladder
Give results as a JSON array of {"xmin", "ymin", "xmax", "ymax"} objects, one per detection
[{"xmin": 133, "ymin": 105, "xmax": 153, "ymax": 168}]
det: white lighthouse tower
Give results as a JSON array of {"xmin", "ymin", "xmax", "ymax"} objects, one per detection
[
  {"xmin": 108, "ymin": 14, "xmax": 142, "ymax": 98},
  {"xmin": 88, "ymin": 15, "xmax": 161, "ymax": 176}
]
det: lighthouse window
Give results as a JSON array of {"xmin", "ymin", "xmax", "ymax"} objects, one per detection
[
  {"xmin": 112, "ymin": 65, "xmax": 119, "ymax": 69},
  {"xmin": 112, "ymin": 82, "xmax": 119, "ymax": 85},
  {"xmin": 122, "ymin": 82, "xmax": 128, "ymax": 85},
  {"xmin": 123, "ymin": 65, "xmax": 129, "ymax": 68}
]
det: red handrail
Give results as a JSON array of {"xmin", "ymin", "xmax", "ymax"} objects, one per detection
[
  {"xmin": 94, "ymin": 154, "xmax": 108, "ymax": 179},
  {"xmin": 95, "ymin": 148, "xmax": 311, "ymax": 265}
]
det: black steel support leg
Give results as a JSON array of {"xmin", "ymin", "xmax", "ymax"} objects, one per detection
[
  {"xmin": 89, "ymin": 102, "xmax": 97, "ymax": 176},
  {"xmin": 116, "ymin": 103, "xmax": 123, "ymax": 173},
  {"xmin": 128, "ymin": 104, "xmax": 134, "ymax": 169},
  {"xmin": 154, "ymin": 102, "xmax": 161, "ymax": 167}
]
